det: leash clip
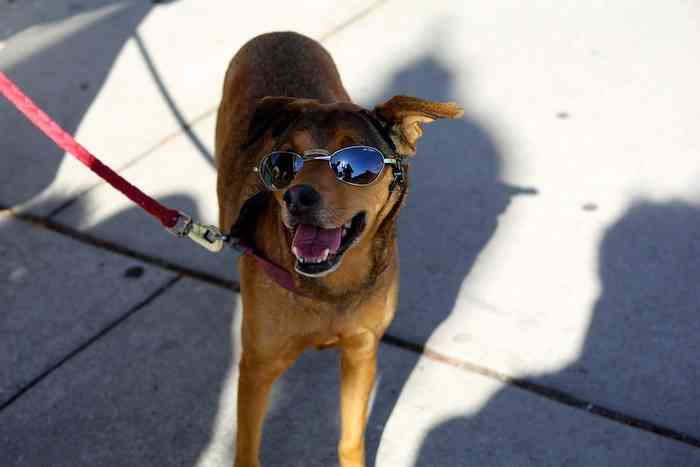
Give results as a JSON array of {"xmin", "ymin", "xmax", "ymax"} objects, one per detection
[
  {"xmin": 187, "ymin": 222, "xmax": 226, "ymax": 253},
  {"xmin": 167, "ymin": 212, "xmax": 226, "ymax": 253},
  {"xmin": 167, "ymin": 212, "xmax": 193, "ymax": 237}
]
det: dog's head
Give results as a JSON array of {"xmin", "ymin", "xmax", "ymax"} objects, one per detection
[{"xmin": 243, "ymin": 95, "xmax": 463, "ymax": 279}]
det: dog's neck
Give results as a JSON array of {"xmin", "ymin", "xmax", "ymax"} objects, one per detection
[{"xmin": 253, "ymin": 194, "xmax": 401, "ymax": 306}]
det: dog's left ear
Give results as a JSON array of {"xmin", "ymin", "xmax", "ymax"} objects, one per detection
[{"xmin": 373, "ymin": 95, "xmax": 464, "ymax": 155}]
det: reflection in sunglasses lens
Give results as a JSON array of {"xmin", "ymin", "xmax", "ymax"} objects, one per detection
[
  {"xmin": 261, "ymin": 152, "xmax": 299, "ymax": 189},
  {"xmin": 331, "ymin": 147, "xmax": 384, "ymax": 185}
]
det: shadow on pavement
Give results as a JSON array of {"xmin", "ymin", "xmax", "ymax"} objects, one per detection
[
  {"xmin": 0, "ymin": 3, "xmax": 236, "ymax": 465},
  {"xmin": 1, "ymin": 1, "xmax": 156, "ymax": 209},
  {"xmin": 0, "ymin": 194, "xmax": 241, "ymax": 467},
  {"xmin": 0, "ymin": 5, "xmax": 228, "ymax": 464},
  {"xmin": 0, "ymin": 0, "xmax": 215, "ymax": 214},
  {"xmin": 412, "ymin": 199, "xmax": 700, "ymax": 466},
  {"xmin": 389, "ymin": 55, "xmax": 518, "ymax": 332},
  {"xmin": 365, "ymin": 52, "xmax": 534, "ymax": 467}
]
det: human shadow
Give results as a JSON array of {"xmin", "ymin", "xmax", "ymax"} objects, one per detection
[
  {"xmin": 412, "ymin": 199, "xmax": 700, "ymax": 466},
  {"xmin": 254, "ymin": 52, "xmax": 535, "ymax": 466},
  {"xmin": 0, "ymin": 193, "xmax": 241, "ymax": 467},
  {"xmin": 366, "ymin": 55, "xmax": 535, "ymax": 466},
  {"xmin": 0, "ymin": 0, "xmax": 216, "ymax": 216}
]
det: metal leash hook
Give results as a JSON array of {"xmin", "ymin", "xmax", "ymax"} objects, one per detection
[{"xmin": 166, "ymin": 212, "xmax": 227, "ymax": 253}]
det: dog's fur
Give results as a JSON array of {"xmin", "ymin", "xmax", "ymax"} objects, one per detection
[{"xmin": 216, "ymin": 32, "xmax": 462, "ymax": 467}]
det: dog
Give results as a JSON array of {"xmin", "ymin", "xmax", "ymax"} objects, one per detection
[{"xmin": 215, "ymin": 31, "xmax": 462, "ymax": 467}]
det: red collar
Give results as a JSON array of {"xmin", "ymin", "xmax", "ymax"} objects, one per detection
[
  {"xmin": 237, "ymin": 242, "xmax": 389, "ymax": 298},
  {"xmin": 238, "ymin": 244, "xmax": 312, "ymax": 297}
]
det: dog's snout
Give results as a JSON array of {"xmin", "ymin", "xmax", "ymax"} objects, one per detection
[{"xmin": 284, "ymin": 184, "xmax": 321, "ymax": 215}]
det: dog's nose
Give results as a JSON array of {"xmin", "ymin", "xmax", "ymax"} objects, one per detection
[{"xmin": 283, "ymin": 184, "xmax": 321, "ymax": 215}]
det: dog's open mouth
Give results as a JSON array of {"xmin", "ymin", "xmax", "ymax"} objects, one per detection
[{"xmin": 291, "ymin": 212, "xmax": 366, "ymax": 277}]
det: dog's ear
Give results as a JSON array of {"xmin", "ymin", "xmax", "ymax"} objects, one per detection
[
  {"xmin": 242, "ymin": 96, "xmax": 313, "ymax": 149},
  {"xmin": 373, "ymin": 95, "xmax": 464, "ymax": 156}
]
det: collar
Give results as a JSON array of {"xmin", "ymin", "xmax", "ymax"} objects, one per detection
[
  {"xmin": 235, "ymin": 241, "xmax": 390, "ymax": 299},
  {"xmin": 237, "ymin": 242, "xmax": 312, "ymax": 297}
]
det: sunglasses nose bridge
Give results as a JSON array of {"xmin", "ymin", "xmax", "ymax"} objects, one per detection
[{"xmin": 294, "ymin": 157, "xmax": 339, "ymax": 190}]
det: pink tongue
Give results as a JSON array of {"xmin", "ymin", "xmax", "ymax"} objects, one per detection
[{"xmin": 292, "ymin": 224, "xmax": 342, "ymax": 260}]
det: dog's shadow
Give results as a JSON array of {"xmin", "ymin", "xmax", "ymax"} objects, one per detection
[{"xmin": 258, "ymin": 54, "xmax": 532, "ymax": 466}]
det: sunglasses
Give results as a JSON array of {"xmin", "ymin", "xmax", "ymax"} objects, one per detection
[{"xmin": 254, "ymin": 146, "xmax": 402, "ymax": 191}]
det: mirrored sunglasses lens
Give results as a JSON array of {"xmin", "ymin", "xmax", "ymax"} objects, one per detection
[
  {"xmin": 330, "ymin": 147, "xmax": 384, "ymax": 185},
  {"xmin": 260, "ymin": 152, "xmax": 300, "ymax": 189}
]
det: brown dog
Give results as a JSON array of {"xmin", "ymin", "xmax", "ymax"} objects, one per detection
[{"xmin": 215, "ymin": 31, "xmax": 462, "ymax": 467}]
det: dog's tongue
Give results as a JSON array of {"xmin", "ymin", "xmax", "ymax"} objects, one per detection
[{"xmin": 292, "ymin": 224, "xmax": 342, "ymax": 260}]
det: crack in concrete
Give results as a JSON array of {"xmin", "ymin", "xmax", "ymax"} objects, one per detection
[
  {"xmin": 44, "ymin": 105, "xmax": 217, "ymax": 220},
  {"xmin": 381, "ymin": 334, "xmax": 700, "ymax": 450},
  {"xmin": 0, "ymin": 275, "xmax": 183, "ymax": 414},
  {"xmin": 318, "ymin": 0, "xmax": 389, "ymax": 42},
  {"xmin": 8, "ymin": 209, "xmax": 239, "ymax": 290}
]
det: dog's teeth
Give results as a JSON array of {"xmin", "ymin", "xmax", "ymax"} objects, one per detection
[{"xmin": 292, "ymin": 247, "xmax": 330, "ymax": 264}]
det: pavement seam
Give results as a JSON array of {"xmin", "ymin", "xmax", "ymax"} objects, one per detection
[
  {"xmin": 6, "ymin": 205, "xmax": 700, "ymax": 449},
  {"xmin": 45, "ymin": 105, "xmax": 217, "ymax": 220},
  {"xmin": 6, "ymin": 208, "xmax": 239, "ymax": 291},
  {"xmin": 317, "ymin": 0, "xmax": 389, "ymax": 42},
  {"xmin": 0, "ymin": 275, "xmax": 183, "ymax": 415},
  {"xmin": 133, "ymin": 32, "xmax": 216, "ymax": 167},
  {"xmin": 382, "ymin": 334, "xmax": 700, "ymax": 450}
]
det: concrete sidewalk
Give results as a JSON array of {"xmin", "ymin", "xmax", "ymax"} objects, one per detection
[{"xmin": 2, "ymin": 1, "xmax": 699, "ymax": 466}]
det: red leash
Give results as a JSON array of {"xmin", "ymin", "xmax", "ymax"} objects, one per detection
[
  {"xmin": 0, "ymin": 71, "xmax": 180, "ymax": 228},
  {"xmin": 0, "ymin": 71, "xmax": 227, "ymax": 252}
]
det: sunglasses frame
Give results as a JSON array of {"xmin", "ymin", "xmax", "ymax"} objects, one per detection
[{"xmin": 254, "ymin": 145, "xmax": 403, "ymax": 191}]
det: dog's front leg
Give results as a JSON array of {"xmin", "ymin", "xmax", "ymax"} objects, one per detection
[
  {"xmin": 338, "ymin": 331, "xmax": 379, "ymax": 467},
  {"xmin": 234, "ymin": 349, "xmax": 300, "ymax": 467}
]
